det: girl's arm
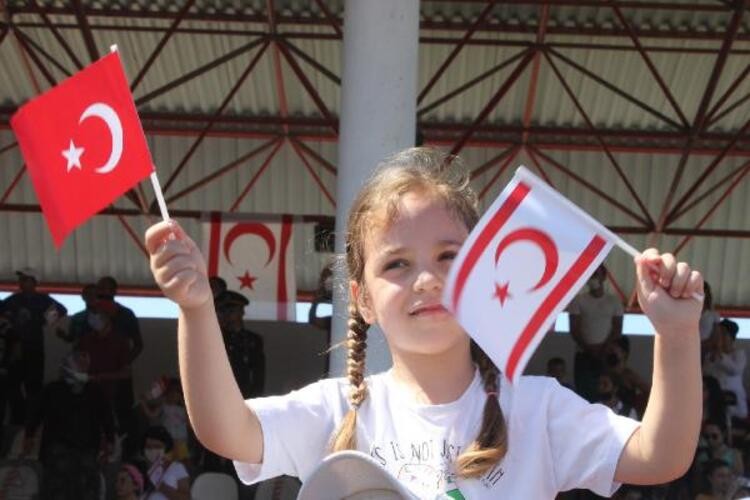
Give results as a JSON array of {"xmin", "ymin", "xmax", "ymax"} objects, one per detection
[
  {"xmin": 614, "ymin": 249, "xmax": 703, "ymax": 485},
  {"xmin": 146, "ymin": 221, "xmax": 263, "ymax": 464}
]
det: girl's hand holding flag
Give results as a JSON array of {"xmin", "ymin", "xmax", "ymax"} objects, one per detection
[{"xmin": 145, "ymin": 221, "xmax": 211, "ymax": 311}]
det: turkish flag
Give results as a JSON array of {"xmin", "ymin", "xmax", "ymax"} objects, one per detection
[
  {"xmin": 10, "ymin": 52, "xmax": 154, "ymax": 248},
  {"xmin": 203, "ymin": 213, "xmax": 296, "ymax": 321},
  {"xmin": 443, "ymin": 166, "xmax": 618, "ymax": 383}
]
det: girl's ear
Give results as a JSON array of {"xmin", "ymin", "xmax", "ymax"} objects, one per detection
[{"xmin": 350, "ymin": 281, "xmax": 375, "ymax": 324}]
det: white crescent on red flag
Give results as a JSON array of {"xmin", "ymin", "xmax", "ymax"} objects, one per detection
[
  {"xmin": 203, "ymin": 213, "xmax": 296, "ymax": 321},
  {"xmin": 443, "ymin": 166, "xmax": 619, "ymax": 383}
]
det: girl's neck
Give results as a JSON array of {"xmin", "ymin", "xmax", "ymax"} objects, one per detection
[{"xmin": 390, "ymin": 341, "xmax": 476, "ymax": 405}]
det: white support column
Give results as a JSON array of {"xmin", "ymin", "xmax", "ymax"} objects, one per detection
[{"xmin": 330, "ymin": 0, "xmax": 420, "ymax": 376}]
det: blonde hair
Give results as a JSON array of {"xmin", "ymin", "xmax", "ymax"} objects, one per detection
[{"xmin": 330, "ymin": 147, "xmax": 508, "ymax": 478}]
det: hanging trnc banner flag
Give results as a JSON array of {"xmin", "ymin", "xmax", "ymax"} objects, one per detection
[
  {"xmin": 203, "ymin": 213, "xmax": 296, "ymax": 321},
  {"xmin": 444, "ymin": 166, "xmax": 620, "ymax": 383}
]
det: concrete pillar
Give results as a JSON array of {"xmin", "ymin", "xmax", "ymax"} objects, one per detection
[{"xmin": 330, "ymin": 0, "xmax": 420, "ymax": 376}]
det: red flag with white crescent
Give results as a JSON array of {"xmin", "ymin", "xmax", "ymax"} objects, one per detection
[
  {"xmin": 203, "ymin": 213, "xmax": 296, "ymax": 321},
  {"xmin": 443, "ymin": 166, "xmax": 618, "ymax": 383},
  {"xmin": 10, "ymin": 52, "xmax": 154, "ymax": 248}
]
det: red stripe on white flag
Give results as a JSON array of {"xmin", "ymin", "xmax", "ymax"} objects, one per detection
[{"xmin": 505, "ymin": 234, "xmax": 607, "ymax": 380}]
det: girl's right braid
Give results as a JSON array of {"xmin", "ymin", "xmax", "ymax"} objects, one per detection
[
  {"xmin": 346, "ymin": 302, "xmax": 369, "ymax": 409},
  {"xmin": 330, "ymin": 302, "xmax": 370, "ymax": 452}
]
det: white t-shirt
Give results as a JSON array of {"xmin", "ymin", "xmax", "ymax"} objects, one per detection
[
  {"xmin": 234, "ymin": 370, "xmax": 640, "ymax": 499},
  {"xmin": 143, "ymin": 461, "xmax": 189, "ymax": 500},
  {"xmin": 567, "ymin": 292, "xmax": 624, "ymax": 346}
]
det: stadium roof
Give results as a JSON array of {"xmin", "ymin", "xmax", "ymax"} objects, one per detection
[{"xmin": 0, "ymin": 0, "xmax": 748, "ymax": 313}]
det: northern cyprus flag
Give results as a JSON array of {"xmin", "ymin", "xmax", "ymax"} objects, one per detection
[{"xmin": 444, "ymin": 166, "xmax": 620, "ymax": 383}]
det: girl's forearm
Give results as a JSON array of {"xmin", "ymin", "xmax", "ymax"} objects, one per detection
[
  {"xmin": 638, "ymin": 331, "xmax": 701, "ymax": 479},
  {"xmin": 178, "ymin": 300, "xmax": 263, "ymax": 462}
]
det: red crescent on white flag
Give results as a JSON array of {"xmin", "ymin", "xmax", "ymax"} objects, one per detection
[
  {"xmin": 223, "ymin": 222, "xmax": 276, "ymax": 267},
  {"xmin": 494, "ymin": 227, "xmax": 559, "ymax": 292}
]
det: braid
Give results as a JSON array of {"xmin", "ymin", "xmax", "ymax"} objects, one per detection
[
  {"xmin": 455, "ymin": 345, "xmax": 508, "ymax": 478},
  {"xmin": 330, "ymin": 302, "xmax": 369, "ymax": 452}
]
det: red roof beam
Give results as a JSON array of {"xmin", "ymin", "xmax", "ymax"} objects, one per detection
[
  {"xmin": 478, "ymin": 146, "xmax": 521, "ymax": 200},
  {"xmin": 672, "ymin": 158, "xmax": 750, "ymax": 255},
  {"xmin": 521, "ymin": 4, "xmax": 549, "ymax": 145},
  {"xmin": 27, "ymin": 0, "xmax": 82, "ymax": 70},
  {"xmin": 418, "ymin": 0, "xmax": 497, "ymax": 105},
  {"xmin": 160, "ymin": 40, "xmax": 270, "ymax": 196},
  {"xmin": 69, "ymin": 0, "xmax": 99, "ymax": 62},
  {"xmin": 130, "ymin": 0, "xmax": 196, "ymax": 92},
  {"xmin": 229, "ymin": 139, "xmax": 284, "ymax": 212},
  {"xmin": 165, "ymin": 137, "xmax": 281, "ymax": 206},
  {"xmin": 449, "ymin": 50, "xmax": 535, "ymax": 156},
  {"xmin": 547, "ymin": 47, "xmax": 683, "ymax": 130},
  {"xmin": 543, "ymin": 52, "xmax": 655, "ymax": 227},
  {"xmin": 418, "ymin": 49, "xmax": 530, "ymax": 117},
  {"xmin": 611, "ymin": 5, "xmax": 689, "ymax": 128},
  {"xmin": 290, "ymin": 140, "xmax": 335, "ymax": 207},
  {"xmin": 527, "ymin": 144, "xmax": 651, "ymax": 227},
  {"xmin": 134, "ymin": 36, "xmax": 267, "ymax": 107}
]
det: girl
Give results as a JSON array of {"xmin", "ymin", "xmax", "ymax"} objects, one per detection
[{"xmin": 145, "ymin": 148, "xmax": 702, "ymax": 498}]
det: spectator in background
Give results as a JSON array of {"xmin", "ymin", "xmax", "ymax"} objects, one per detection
[
  {"xmin": 696, "ymin": 421, "xmax": 744, "ymax": 478},
  {"xmin": 546, "ymin": 357, "xmax": 572, "ymax": 389},
  {"xmin": 209, "ymin": 276, "xmax": 228, "ymax": 299},
  {"xmin": 308, "ymin": 263, "xmax": 333, "ymax": 332},
  {"xmin": 1, "ymin": 267, "xmax": 67, "ymax": 423},
  {"xmin": 703, "ymin": 375, "xmax": 729, "ymax": 429},
  {"xmin": 97, "ymin": 275, "xmax": 143, "ymax": 455},
  {"xmin": 140, "ymin": 425, "xmax": 190, "ymax": 500},
  {"xmin": 24, "ymin": 348, "xmax": 113, "ymax": 500},
  {"xmin": 0, "ymin": 308, "xmax": 13, "ymax": 428},
  {"xmin": 116, "ymin": 463, "xmax": 145, "ymax": 500},
  {"xmin": 604, "ymin": 336, "xmax": 650, "ymax": 415},
  {"xmin": 62, "ymin": 283, "xmax": 99, "ymax": 343},
  {"xmin": 138, "ymin": 377, "xmax": 189, "ymax": 462},
  {"xmin": 705, "ymin": 319, "xmax": 747, "ymax": 420},
  {"xmin": 78, "ymin": 298, "xmax": 132, "ymax": 441},
  {"xmin": 567, "ymin": 265, "xmax": 624, "ymax": 402},
  {"xmin": 597, "ymin": 371, "xmax": 638, "ymax": 419},
  {"xmin": 696, "ymin": 459, "xmax": 738, "ymax": 500},
  {"xmin": 215, "ymin": 291, "xmax": 265, "ymax": 399}
]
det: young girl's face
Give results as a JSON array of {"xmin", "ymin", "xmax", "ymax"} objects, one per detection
[{"xmin": 354, "ymin": 191, "xmax": 470, "ymax": 357}]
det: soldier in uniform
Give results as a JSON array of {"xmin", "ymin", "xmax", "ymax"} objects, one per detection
[{"xmin": 215, "ymin": 290, "xmax": 265, "ymax": 399}]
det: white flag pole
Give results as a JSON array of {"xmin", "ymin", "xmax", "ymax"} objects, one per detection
[
  {"xmin": 110, "ymin": 44, "xmax": 170, "ymax": 223},
  {"xmin": 516, "ymin": 166, "xmax": 703, "ymax": 303},
  {"xmin": 150, "ymin": 172, "xmax": 170, "ymax": 222}
]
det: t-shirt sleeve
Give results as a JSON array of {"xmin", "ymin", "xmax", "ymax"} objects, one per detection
[
  {"xmin": 163, "ymin": 461, "xmax": 189, "ymax": 488},
  {"xmin": 233, "ymin": 378, "xmax": 345, "ymax": 485},
  {"xmin": 546, "ymin": 379, "xmax": 640, "ymax": 496}
]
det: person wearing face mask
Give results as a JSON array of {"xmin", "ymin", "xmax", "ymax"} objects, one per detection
[
  {"xmin": 23, "ymin": 348, "xmax": 114, "ymax": 499},
  {"xmin": 77, "ymin": 298, "xmax": 133, "ymax": 440},
  {"xmin": 567, "ymin": 264, "xmax": 625, "ymax": 403},
  {"xmin": 141, "ymin": 425, "xmax": 190, "ymax": 500}
]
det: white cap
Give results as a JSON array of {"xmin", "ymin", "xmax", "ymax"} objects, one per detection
[{"xmin": 297, "ymin": 450, "xmax": 418, "ymax": 500}]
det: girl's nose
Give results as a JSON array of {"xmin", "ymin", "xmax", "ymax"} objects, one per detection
[{"xmin": 413, "ymin": 266, "xmax": 443, "ymax": 292}]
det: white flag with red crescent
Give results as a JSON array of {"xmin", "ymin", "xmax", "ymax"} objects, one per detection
[
  {"xmin": 203, "ymin": 213, "xmax": 296, "ymax": 321},
  {"xmin": 443, "ymin": 166, "xmax": 619, "ymax": 383}
]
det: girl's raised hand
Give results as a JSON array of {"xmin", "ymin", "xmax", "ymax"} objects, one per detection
[
  {"xmin": 145, "ymin": 220, "xmax": 211, "ymax": 310},
  {"xmin": 634, "ymin": 248, "xmax": 703, "ymax": 339}
]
